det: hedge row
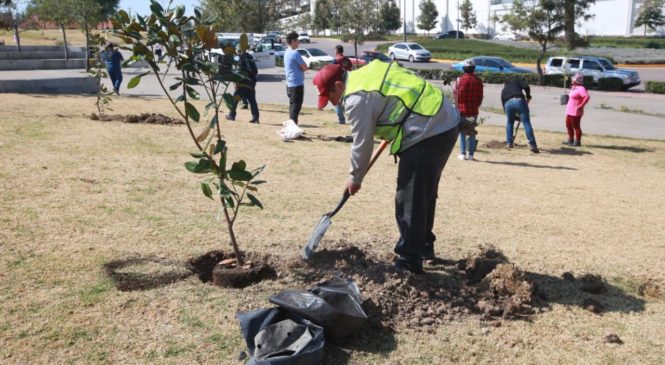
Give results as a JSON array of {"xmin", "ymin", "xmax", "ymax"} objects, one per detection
[
  {"xmin": 410, "ymin": 68, "xmax": 633, "ymax": 92},
  {"xmin": 646, "ymin": 81, "xmax": 665, "ymax": 94}
]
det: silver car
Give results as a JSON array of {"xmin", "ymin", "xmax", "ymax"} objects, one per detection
[
  {"xmin": 545, "ymin": 56, "xmax": 641, "ymax": 90},
  {"xmin": 388, "ymin": 42, "xmax": 431, "ymax": 63}
]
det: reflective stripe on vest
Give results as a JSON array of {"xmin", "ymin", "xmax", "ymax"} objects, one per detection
[{"xmin": 344, "ymin": 60, "xmax": 443, "ymax": 154}]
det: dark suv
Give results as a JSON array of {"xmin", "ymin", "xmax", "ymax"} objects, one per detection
[{"xmin": 433, "ymin": 31, "xmax": 465, "ymax": 39}]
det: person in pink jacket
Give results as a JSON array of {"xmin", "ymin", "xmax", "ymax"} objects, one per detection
[{"xmin": 564, "ymin": 73, "xmax": 591, "ymax": 147}]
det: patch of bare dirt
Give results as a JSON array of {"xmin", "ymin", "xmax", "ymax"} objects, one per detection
[
  {"xmin": 188, "ymin": 250, "xmax": 276, "ymax": 289},
  {"xmin": 638, "ymin": 279, "xmax": 662, "ymax": 299},
  {"xmin": 89, "ymin": 113, "xmax": 183, "ymax": 125},
  {"xmin": 288, "ymin": 243, "xmax": 538, "ymax": 330}
]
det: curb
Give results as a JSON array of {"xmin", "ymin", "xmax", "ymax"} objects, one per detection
[{"xmin": 431, "ymin": 58, "xmax": 665, "ymax": 68}]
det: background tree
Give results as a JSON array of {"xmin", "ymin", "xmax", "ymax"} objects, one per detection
[
  {"xmin": 202, "ymin": 0, "xmax": 277, "ymax": 33},
  {"xmin": 563, "ymin": 0, "xmax": 594, "ymax": 50},
  {"xmin": 313, "ymin": 0, "xmax": 332, "ymax": 34},
  {"xmin": 379, "ymin": 0, "xmax": 401, "ymax": 34},
  {"xmin": 501, "ymin": 0, "xmax": 563, "ymax": 84},
  {"xmin": 459, "ymin": 0, "xmax": 477, "ymax": 35},
  {"xmin": 417, "ymin": 0, "xmax": 438, "ymax": 35},
  {"xmin": 635, "ymin": 0, "xmax": 665, "ymax": 36},
  {"xmin": 329, "ymin": 0, "xmax": 347, "ymax": 34},
  {"xmin": 0, "ymin": 0, "xmax": 28, "ymax": 51},
  {"xmin": 28, "ymin": 0, "xmax": 76, "ymax": 59},
  {"xmin": 70, "ymin": 0, "xmax": 120, "ymax": 71}
]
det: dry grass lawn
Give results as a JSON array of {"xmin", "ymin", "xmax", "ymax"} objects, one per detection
[
  {"xmin": 1, "ymin": 94, "xmax": 664, "ymax": 364},
  {"xmin": 0, "ymin": 29, "xmax": 122, "ymax": 47}
]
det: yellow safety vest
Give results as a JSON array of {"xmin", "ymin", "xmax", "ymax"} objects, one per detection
[{"xmin": 344, "ymin": 60, "xmax": 443, "ymax": 154}]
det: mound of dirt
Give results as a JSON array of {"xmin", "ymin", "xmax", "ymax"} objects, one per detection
[
  {"xmin": 293, "ymin": 242, "xmax": 537, "ymax": 330},
  {"xmin": 89, "ymin": 113, "xmax": 183, "ymax": 125},
  {"xmin": 188, "ymin": 250, "xmax": 276, "ymax": 289},
  {"xmin": 638, "ymin": 279, "xmax": 662, "ymax": 299}
]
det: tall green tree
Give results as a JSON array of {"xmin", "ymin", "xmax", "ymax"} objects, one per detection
[
  {"xmin": 417, "ymin": 0, "xmax": 438, "ymax": 35},
  {"xmin": 501, "ymin": 0, "xmax": 564, "ymax": 84},
  {"xmin": 635, "ymin": 0, "xmax": 665, "ymax": 36},
  {"xmin": 379, "ymin": 0, "xmax": 401, "ymax": 34},
  {"xmin": 28, "ymin": 0, "xmax": 77, "ymax": 59},
  {"xmin": 1, "ymin": 0, "xmax": 28, "ymax": 51},
  {"xmin": 313, "ymin": 0, "xmax": 332, "ymax": 34},
  {"xmin": 202, "ymin": 0, "xmax": 277, "ymax": 33},
  {"xmin": 459, "ymin": 0, "xmax": 477, "ymax": 35},
  {"xmin": 563, "ymin": 0, "xmax": 594, "ymax": 50}
]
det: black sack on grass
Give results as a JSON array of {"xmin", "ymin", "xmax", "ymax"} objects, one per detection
[
  {"xmin": 269, "ymin": 278, "xmax": 368, "ymax": 343},
  {"xmin": 237, "ymin": 307, "xmax": 325, "ymax": 365}
]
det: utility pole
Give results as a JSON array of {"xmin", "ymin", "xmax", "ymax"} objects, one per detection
[
  {"xmin": 403, "ymin": 0, "xmax": 407, "ymax": 42},
  {"xmin": 456, "ymin": 0, "xmax": 460, "ymax": 38}
]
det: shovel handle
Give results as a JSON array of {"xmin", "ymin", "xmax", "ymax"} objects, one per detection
[{"xmin": 329, "ymin": 139, "xmax": 389, "ymax": 218}]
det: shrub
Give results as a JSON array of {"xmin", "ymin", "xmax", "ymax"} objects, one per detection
[
  {"xmin": 596, "ymin": 77, "xmax": 624, "ymax": 91},
  {"xmin": 645, "ymin": 41, "xmax": 662, "ymax": 49},
  {"xmin": 646, "ymin": 81, "xmax": 665, "ymax": 94}
]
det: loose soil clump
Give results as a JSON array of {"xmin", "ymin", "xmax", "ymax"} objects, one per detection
[
  {"xmin": 638, "ymin": 279, "xmax": 662, "ymax": 299},
  {"xmin": 89, "ymin": 113, "xmax": 183, "ymax": 125},
  {"xmin": 291, "ymin": 242, "xmax": 538, "ymax": 330},
  {"xmin": 188, "ymin": 250, "xmax": 277, "ymax": 289}
]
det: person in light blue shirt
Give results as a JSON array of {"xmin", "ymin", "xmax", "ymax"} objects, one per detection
[{"xmin": 283, "ymin": 31, "xmax": 308, "ymax": 124}]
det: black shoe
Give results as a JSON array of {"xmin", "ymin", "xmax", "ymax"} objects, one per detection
[
  {"xmin": 395, "ymin": 259, "xmax": 426, "ymax": 275},
  {"xmin": 241, "ymin": 104, "xmax": 249, "ymax": 109},
  {"xmin": 573, "ymin": 140, "xmax": 581, "ymax": 147},
  {"xmin": 249, "ymin": 119, "xmax": 259, "ymax": 124},
  {"xmin": 563, "ymin": 140, "xmax": 573, "ymax": 146},
  {"xmin": 530, "ymin": 146, "xmax": 540, "ymax": 154},
  {"xmin": 422, "ymin": 243, "xmax": 435, "ymax": 260},
  {"xmin": 506, "ymin": 143, "xmax": 514, "ymax": 149},
  {"xmin": 225, "ymin": 115, "xmax": 235, "ymax": 121}
]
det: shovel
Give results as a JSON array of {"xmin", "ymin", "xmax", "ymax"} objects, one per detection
[{"xmin": 301, "ymin": 139, "xmax": 389, "ymax": 260}]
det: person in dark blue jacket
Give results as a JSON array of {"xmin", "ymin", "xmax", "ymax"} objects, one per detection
[{"xmin": 100, "ymin": 42, "xmax": 124, "ymax": 95}]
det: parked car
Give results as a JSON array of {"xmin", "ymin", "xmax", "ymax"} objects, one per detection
[
  {"xmin": 433, "ymin": 30, "xmax": 465, "ymax": 39},
  {"xmin": 259, "ymin": 42, "xmax": 285, "ymax": 60},
  {"xmin": 493, "ymin": 32, "xmax": 522, "ymax": 41},
  {"xmin": 347, "ymin": 51, "xmax": 392, "ymax": 66},
  {"xmin": 451, "ymin": 56, "xmax": 533, "ymax": 73},
  {"xmin": 265, "ymin": 31, "xmax": 282, "ymax": 43},
  {"xmin": 298, "ymin": 32, "xmax": 310, "ymax": 43},
  {"xmin": 296, "ymin": 48, "xmax": 334, "ymax": 67},
  {"xmin": 388, "ymin": 43, "xmax": 431, "ymax": 62},
  {"xmin": 545, "ymin": 56, "xmax": 641, "ymax": 90}
]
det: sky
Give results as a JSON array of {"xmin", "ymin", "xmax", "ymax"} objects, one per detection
[{"xmin": 118, "ymin": 0, "xmax": 201, "ymax": 17}]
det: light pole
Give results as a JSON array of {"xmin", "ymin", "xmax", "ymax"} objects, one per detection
[
  {"xmin": 456, "ymin": 0, "xmax": 460, "ymax": 39},
  {"xmin": 403, "ymin": 0, "xmax": 407, "ymax": 42}
]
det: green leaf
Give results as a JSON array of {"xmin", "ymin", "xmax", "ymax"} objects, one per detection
[
  {"xmin": 250, "ymin": 180, "xmax": 267, "ymax": 185},
  {"xmin": 185, "ymin": 102, "xmax": 200, "ymax": 122},
  {"xmin": 117, "ymin": 10, "xmax": 130, "ymax": 24},
  {"xmin": 247, "ymin": 193, "xmax": 263, "ymax": 209},
  {"xmin": 150, "ymin": 1, "xmax": 164, "ymax": 14},
  {"xmin": 190, "ymin": 152, "xmax": 206, "ymax": 158},
  {"xmin": 169, "ymin": 81, "xmax": 183, "ymax": 90},
  {"xmin": 225, "ymin": 196, "xmax": 235, "ymax": 208},
  {"xmin": 204, "ymin": 101, "xmax": 217, "ymax": 113},
  {"xmin": 186, "ymin": 86, "xmax": 200, "ymax": 99},
  {"xmin": 231, "ymin": 160, "xmax": 246, "ymax": 171},
  {"xmin": 201, "ymin": 181, "xmax": 213, "ymax": 200},
  {"xmin": 214, "ymin": 139, "xmax": 226, "ymax": 155},
  {"xmin": 219, "ymin": 182, "xmax": 232, "ymax": 198},
  {"xmin": 246, "ymin": 185, "xmax": 257, "ymax": 192},
  {"xmin": 175, "ymin": 95, "xmax": 185, "ymax": 103},
  {"xmin": 184, "ymin": 158, "xmax": 211, "ymax": 173},
  {"xmin": 222, "ymin": 93, "xmax": 235, "ymax": 110},
  {"xmin": 228, "ymin": 170, "xmax": 252, "ymax": 181},
  {"xmin": 194, "ymin": 8, "xmax": 202, "ymax": 18},
  {"xmin": 210, "ymin": 115, "xmax": 219, "ymax": 128},
  {"xmin": 127, "ymin": 75, "xmax": 142, "ymax": 89}
]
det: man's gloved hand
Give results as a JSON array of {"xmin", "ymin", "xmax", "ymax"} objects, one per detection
[{"xmin": 458, "ymin": 116, "xmax": 478, "ymax": 136}]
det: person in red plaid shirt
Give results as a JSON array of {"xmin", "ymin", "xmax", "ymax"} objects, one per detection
[{"xmin": 453, "ymin": 59, "xmax": 483, "ymax": 160}]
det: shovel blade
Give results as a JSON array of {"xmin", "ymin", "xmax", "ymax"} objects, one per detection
[{"xmin": 301, "ymin": 214, "xmax": 332, "ymax": 260}]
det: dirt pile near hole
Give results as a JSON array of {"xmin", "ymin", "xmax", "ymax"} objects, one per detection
[
  {"xmin": 638, "ymin": 279, "xmax": 662, "ymax": 299},
  {"xmin": 293, "ymin": 242, "xmax": 537, "ymax": 330},
  {"xmin": 89, "ymin": 113, "xmax": 183, "ymax": 125}
]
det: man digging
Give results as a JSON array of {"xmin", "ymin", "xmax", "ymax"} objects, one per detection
[{"xmin": 313, "ymin": 61, "xmax": 472, "ymax": 274}]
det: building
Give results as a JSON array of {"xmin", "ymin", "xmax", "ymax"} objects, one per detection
[{"xmin": 276, "ymin": 0, "xmax": 665, "ymax": 37}]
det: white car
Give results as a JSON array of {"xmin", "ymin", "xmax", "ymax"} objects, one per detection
[
  {"xmin": 387, "ymin": 42, "xmax": 431, "ymax": 62},
  {"xmin": 298, "ymin": 32, "xmax": 311, "ymax": 43},
  {"xmin": 296, "ymin": 48, "xmax": 333, "ymax": 67},
  {"xmin": 493, "ymin": 32, "xmax": 522, "ymax": 41}
]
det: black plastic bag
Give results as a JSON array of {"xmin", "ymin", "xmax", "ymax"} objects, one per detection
[
  {"xmin": 269, "ymin": 278, "xmax": 368, "ymax": 343},
  {"xmin": 237, "ymin": 307, "xmax": 324, "ymax": 365}
]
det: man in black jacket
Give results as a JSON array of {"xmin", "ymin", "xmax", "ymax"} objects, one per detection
[{"xmin": 501, "ymin": 79, "xmax": 539, "ymax": 153}]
